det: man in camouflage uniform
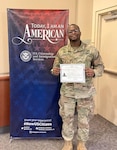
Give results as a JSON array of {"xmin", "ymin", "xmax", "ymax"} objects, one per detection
[{"xmin": 51, "ymin": 24, "xmax": 104, "ymax": 150}]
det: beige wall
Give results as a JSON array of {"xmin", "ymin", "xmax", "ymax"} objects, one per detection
[
  {"xmin": 93, "ymin": 0, "xmax": 117, "ymax": 11},
  {"xmin": 1, "ymin": 0, "xmax": 116, "ymax": 125},
  {"xmin": 92, "ymin": 0, "xmax": 117, "ymax": 125},
  {"xmin": 0, "ymin": 0, "xmax": 93, "ymax": 128},
  {"xmin": 0, "ymin": 0, "xmax": 93, "ymax": 74},
  {"xmin": 77, "ymin": 0, "xmax": 93, "ymax": 42},
  {"xmin": 92, "ymin": 0, "xmax": 117, "ymax": 42}
]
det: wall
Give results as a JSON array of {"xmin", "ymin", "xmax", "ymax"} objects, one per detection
[
  {"xmin": 92, "ymin": 0, "xmax": 117, "ymax": 125},
  {"xmin": 0, "ymin": 0, "xmax": 74, "ymax": 74},
  {"xmin": 0, "ymin": 0, "xmax": 93, "ymax": 130},
  {"xmin": 92, "ymin": 0, "xmax": 117, "ymax": 42},
  {"xmin": 0, "ymin": 0, "xmax": 93, "ymax": 74},
  {"xmin": 77, "ymin": 0, "xmax": 93, "ymax": 42},
  {"xmin": 0, "ymin": 76, "xmax": 10, "ymax": 127}
]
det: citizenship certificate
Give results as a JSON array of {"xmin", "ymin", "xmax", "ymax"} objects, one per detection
[{"xmin": 60, "ymin": 64, "xmax": 85, "ymax": 83}]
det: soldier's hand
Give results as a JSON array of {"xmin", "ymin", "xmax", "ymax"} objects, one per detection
[
  {"xmin": 85, "ymin": 68, "xmax": 95, "ymax": 77},
  {"xmin": 51, "ymin": 67, "xmax": 60, "ymax": 76}
]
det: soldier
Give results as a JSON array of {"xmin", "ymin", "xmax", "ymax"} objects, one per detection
[{"xmin": 51, "ymin": 24, "xmax": 104, "ymax": 150}]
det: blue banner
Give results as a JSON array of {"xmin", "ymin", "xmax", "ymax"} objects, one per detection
[{"xmin": 7, "ymin": 9, "xmax": 69, "ymax": 138}]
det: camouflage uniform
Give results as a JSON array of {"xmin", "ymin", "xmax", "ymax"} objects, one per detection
[{"xmin": 52, "ymin": 42, "xmax": 104, "ymax": 142}]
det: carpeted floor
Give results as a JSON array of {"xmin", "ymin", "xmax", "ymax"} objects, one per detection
[{"xmin": 0, "ymin": 114, "xmax": 117, "ymax": 150}]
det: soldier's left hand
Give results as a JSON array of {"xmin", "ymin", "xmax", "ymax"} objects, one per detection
[{"xmin": 85, "ymin": 68, "xmax": 95, "ymax": 77}]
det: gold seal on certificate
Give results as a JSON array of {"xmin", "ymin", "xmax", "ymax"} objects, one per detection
[{"xmin": 60, "ymin": 64, "xmax": 85, "ymax": 83}]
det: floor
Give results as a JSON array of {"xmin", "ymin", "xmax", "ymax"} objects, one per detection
[{"xmin": 0, "ymin": 114, "xmax": 117, "ymax": 150}]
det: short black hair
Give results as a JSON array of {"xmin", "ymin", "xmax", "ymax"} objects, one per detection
[{"xmin": 68, "ymin": 24, "xmax": 80, "ymax": 31}]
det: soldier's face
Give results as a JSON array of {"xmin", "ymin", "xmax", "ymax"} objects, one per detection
[{"xmin": 67, "ymin": 25, "xmax": 81, "ymax": 42}]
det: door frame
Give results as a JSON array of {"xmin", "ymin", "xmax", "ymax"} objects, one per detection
[{"xmin": 92, "ymin": 5, "xmax": 117, "ymax": 114}]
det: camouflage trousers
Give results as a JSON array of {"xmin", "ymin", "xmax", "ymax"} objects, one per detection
[{"xmin": 59, "ymin": 95, "xmax": 95, "ymax": 142}]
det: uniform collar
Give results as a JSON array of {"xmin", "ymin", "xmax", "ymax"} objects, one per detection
[{"xmin": 68, "ymin": 41, "xmax": 87, "ymax": 52}]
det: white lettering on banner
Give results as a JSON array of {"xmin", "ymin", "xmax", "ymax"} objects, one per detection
[
  {"xmin": 12, "ymin": 23, "xmax": 65, "ymax": 45},
  {"xmin": 24, "ymin": 122, "xmax": 52, "ymax": 126},
  {"xmin": 21, "ymin": 118, "xmax": 55, "ymax": 134}
]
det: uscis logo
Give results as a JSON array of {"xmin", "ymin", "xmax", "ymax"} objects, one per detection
[{"xmin": 20, "ymin": 50, "xmax": 32, "ymax": 62}]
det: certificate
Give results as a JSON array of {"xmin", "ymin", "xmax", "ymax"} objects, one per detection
[{"xmin": 60, "ymin": 64, "xmax": 85, "ymax": 83}]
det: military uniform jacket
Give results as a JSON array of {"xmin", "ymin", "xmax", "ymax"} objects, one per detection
[{"xmin": 53, "ymin": 41, "xmax": 104, "ymax": 98}]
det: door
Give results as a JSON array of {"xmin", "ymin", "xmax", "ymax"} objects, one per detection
[{"xmin": 96, "ymin": 11, "xmax": 117, "ymax": 125}]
